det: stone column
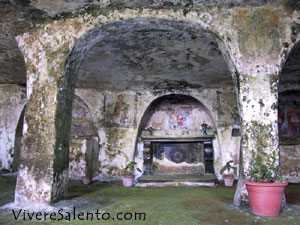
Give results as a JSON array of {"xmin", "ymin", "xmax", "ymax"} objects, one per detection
[
  {"xmin": 233, "ymin": 72, "xmax": 279, "ymax": 206},
  {"xmin": 226, "ymin": 8, "xmax": 285, "ymax": 206},
  {"xmin": 14, "ymin": 31, "xmax": 74, "ymax": 204}
]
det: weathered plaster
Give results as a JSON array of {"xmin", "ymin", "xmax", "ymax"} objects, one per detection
[
  {"xmin": 280, "ymin": 145, "xmax": 300, "ymax": 183},
  {"xmin": 0, "ymin": 84, "xmax": 26, "ymax": 170},
  {"xmin": 69, "ymin": 138, "xmax": 87, "ymax": 178},
  {"xmin": 73, "ymin": 88, "xmax": 240, "ymax": 181}
]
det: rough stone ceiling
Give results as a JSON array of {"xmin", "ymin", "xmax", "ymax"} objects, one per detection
[
  {"xmin": 0, "ymin": 38, "xmax": 26, "ymax": 84},
  {"xmin": 0, "ymin": 0, "xmax": 299, "ymax": 89},
  {"xmin": 26, "ymin": 0, "xmax": 293, "ymax": 17},
  {"xmin": 77, "ymin": 19, "xmax": 233, "ymax": 90}
]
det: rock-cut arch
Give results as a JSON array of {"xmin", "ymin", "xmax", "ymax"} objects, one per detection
[
  {"xmin": 134, "ymin": 94, "xmax": 218, "ymax": 180},
  {"xmin": 14, "ymin": 10, "xmax": 237, "ymax": 204}
]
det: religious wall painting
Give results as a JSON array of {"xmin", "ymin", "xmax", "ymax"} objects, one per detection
[
  {"xmin": 279, "ymin": 104, "xmax": 300, "ymax": 137},
  {"xmin": 145, "ymin": 110, "xmax": 167, "ymax": 130},
  {"xmin": 145, "ymin": 104, "xmax": 213, "ymax": 131},
  {"xmin": 168, "ymin": 105, "xmax": 191, "ymax": 130},
  {"xmin": 105, "ymin": 93, "xmax": 136, "ymax": 128}
]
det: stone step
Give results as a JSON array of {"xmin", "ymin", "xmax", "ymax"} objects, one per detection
[{"xmin": 136, "ymin": 174, "xmax": 217, "ymax": 187}]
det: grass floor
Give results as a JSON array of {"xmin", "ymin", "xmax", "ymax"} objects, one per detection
[{"xmin": 0, "ymin": 175, "xmax": 300, "ymax": 225}]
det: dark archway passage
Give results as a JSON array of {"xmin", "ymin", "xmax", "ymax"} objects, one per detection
[{"xmin": 279, "ymin": 41, "xmax": 300, "ymax": 183}]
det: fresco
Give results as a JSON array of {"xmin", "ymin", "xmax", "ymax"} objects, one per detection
[
  {"xmin": 279, "ymin": 103, "xmax": 300, "ymax": 137},
  {"xmin": 71, "ymin": 95, "xmax": 98, "ymax": 137},
  {"xmin": 145, "ymin": 104, "xmax": 213, "ymax": 131},
  {"xmin": 105, "ymin": 93, "xmax": 136, "ymax": 128}
]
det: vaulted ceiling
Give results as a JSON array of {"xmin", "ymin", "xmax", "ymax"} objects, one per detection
[
  {"xmin": 76, "ymin": 19, "xmax": 233, "ymax": 90},
  {"xmin": 0, "ymin": 0, "xmax": 299, "ymax": 92}
]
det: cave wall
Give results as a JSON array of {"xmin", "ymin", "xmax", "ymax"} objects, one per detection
[
  {"xmin": 280, "ymin": 145, "xmax": 300, "ymax": 183},
  {"xmin": 0, "ymin": 85, "xmax": 242, "ymax": 180},
  {"xmin": 0, "ymin": 91, "xmax": 100, "ymax": 179},
  {"xmin": 74, "ymin": 87, "xmax": 240, "ymax": 180},
  {"xmin": 69, "ymin": 137, "xmax": 99, "ymax": 179}
]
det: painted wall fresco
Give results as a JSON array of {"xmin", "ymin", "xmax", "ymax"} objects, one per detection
[
  {"xmin": 145, "ymin": 104, "xmax": 214, "ymax": 131},
  {"xmin": 278, "ymin": 103, "xmax": 300, "ymax": 137},
  {"xmin": 71, "ymin": 95, "xmax": 98, "ymax": 137},
  {"xmin": 105, "ymin": 93, "xmax": 137, "ymax": 128}
]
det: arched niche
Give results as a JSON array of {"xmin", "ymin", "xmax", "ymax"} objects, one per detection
[
  {"xmin": 136, "ymin": 94, "xmax": 217, "ymax": 178},
  {"xmin": 69, "ymin": 95, "xmax": 100, "ymax": 180},
  {"xmin": 12, "ymin": 95, "xmax": 100, "ymax": 180}
]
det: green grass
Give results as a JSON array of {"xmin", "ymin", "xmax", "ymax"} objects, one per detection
[{"xmin": 0, "ymin": 175, "xmax": 300, "ymax": 225}]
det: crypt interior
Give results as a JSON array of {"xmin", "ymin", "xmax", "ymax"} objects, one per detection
[{"xmin": 0, "ymin": 0, "xmax": 300, "ymax": 224}]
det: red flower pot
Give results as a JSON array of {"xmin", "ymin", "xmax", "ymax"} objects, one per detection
[{"xmin": 244, "ymin": 179, "xmax": 288, "ymax": 216}]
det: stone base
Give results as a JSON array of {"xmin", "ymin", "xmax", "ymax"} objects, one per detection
[{"xmin": 136, "ymin": 174, "xmax": 217, "ymax": 187}]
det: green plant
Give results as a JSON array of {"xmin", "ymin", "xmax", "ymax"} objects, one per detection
[
  {"xmin": 220, "ymin": 160, "xmax": 237, "ymax": 176},
  {"xmin": 249, "ymin": 150, "xmax": 285, "ymax": 183},
  {"xmin": 124, "ymin": 161, "xmax": 142, "ymax": 175}
]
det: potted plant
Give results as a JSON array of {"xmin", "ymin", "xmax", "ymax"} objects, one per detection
[
  {"xmin": 243, "ymin": 150, "xmax": 287, "ymax": 217},
  {"xmin": 220, "ymin": 160, "xmax": 237, "ymax": 186},
  {"xmin": 122, "ymin": 161, "xmax": 141, "ymax": 187}
]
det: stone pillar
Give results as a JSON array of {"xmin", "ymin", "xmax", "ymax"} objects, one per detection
[
  {"xmin": 233, "ymin": 72, "xmax": 279, "ymax": 206},
  {"xmin": 227, "ymin": 8, "xmax": 285, "ymax": 206},
  {"xmin": 14, "ymin": 31, "xmax": 74, "ymax": 204}
]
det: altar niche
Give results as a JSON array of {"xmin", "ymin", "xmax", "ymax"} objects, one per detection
[{"xmin": 138, "ymin": 94, "xmax": 216, "ymax": 179}]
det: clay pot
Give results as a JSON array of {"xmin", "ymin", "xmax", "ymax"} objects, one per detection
[
  {"xmin": 122, "ymin": 174, "xmax": 134, "ymax": 187},
  {"xmin": 244, "ymin": 179, "xmax": 288, "ymax": 216},
  {"xmin": 223, "ymin": 174, "xmax": 234, "ymax": 186}
]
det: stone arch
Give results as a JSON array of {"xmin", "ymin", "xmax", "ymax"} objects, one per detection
[
  {"xmin": 64, "ymin": 17, "xmax": 239, "ymax": 176},
  {"xmin": 133, "ymin": 92, "xmax": 240, "ymax": 183},
  {"xmin": 15, "ymin": 9, "xmax": 239, "ymax": 204},
  {"xmin": 278, "ymin": 40, "xmax": 300, "ymax": 183},
  {"xmin": 11, "ymin": 96, "xmax": 100, "ymax": 178}
]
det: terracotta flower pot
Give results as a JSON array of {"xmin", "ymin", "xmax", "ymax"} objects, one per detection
[
  {"xmin": 223, "ymin": 174, "xmax": 235, "ymax": 186},
  {"xmin": 122, "ymin": 174, "xmax": 134, "ymax": 187},
  {"xmin": 244, "ymin": 179, "xmax": 288, "ymax": 216}
]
